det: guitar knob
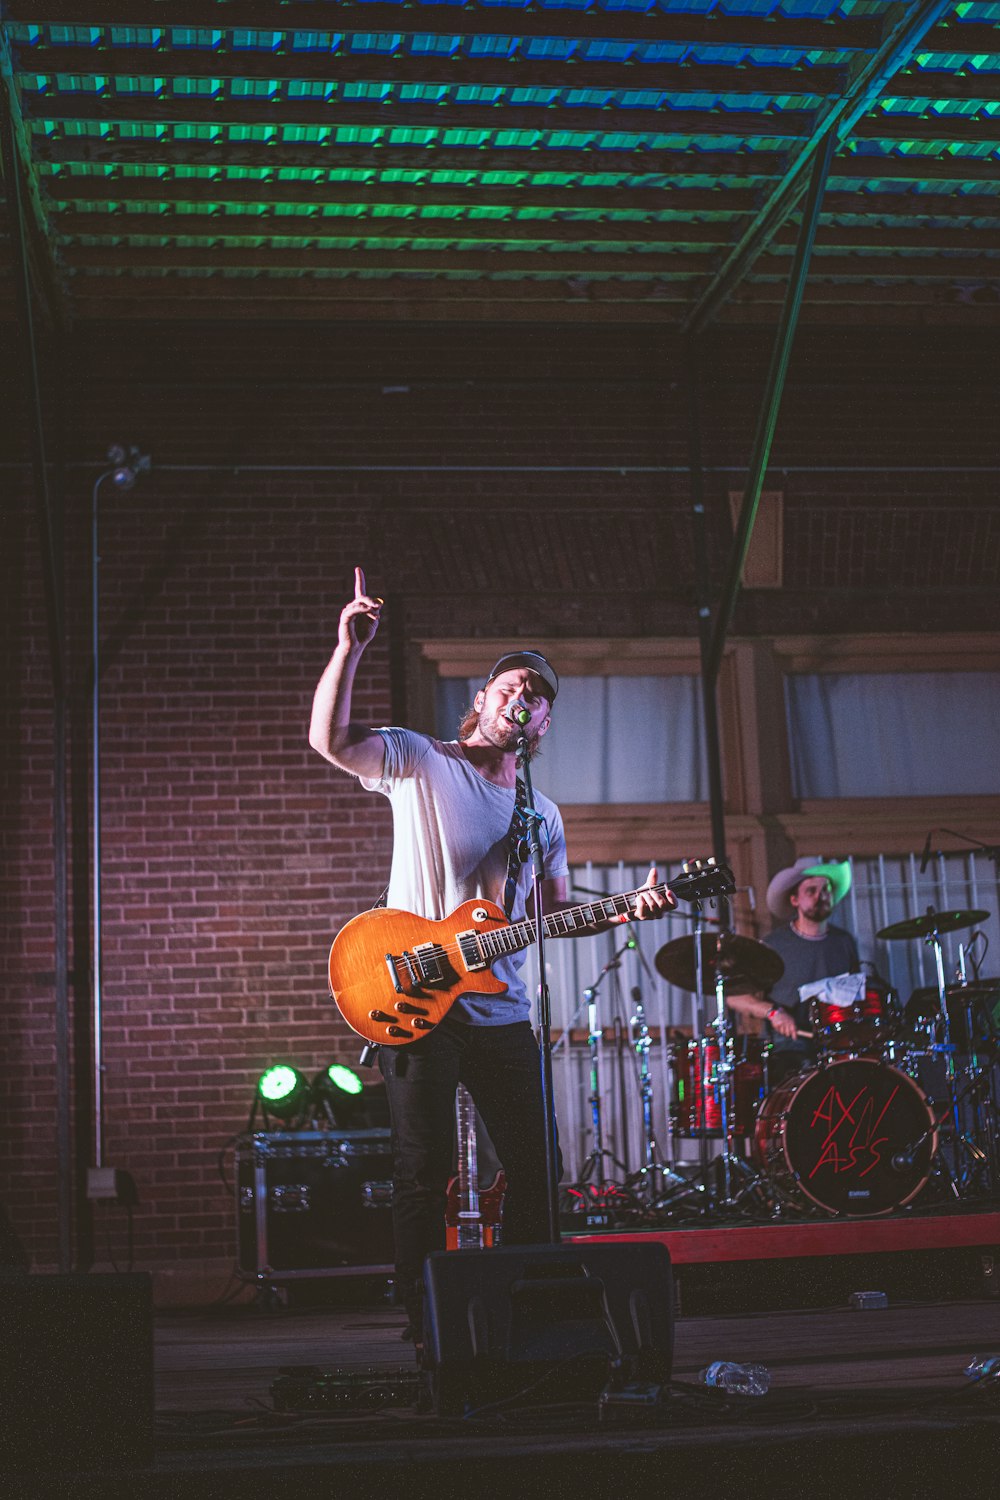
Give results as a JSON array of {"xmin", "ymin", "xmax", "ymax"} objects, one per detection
[
  {"xmin": 369, "ymin": 1010, "xmax": 393, "ymax": 1022},
  {"xmin": 386, "ymin": 1025, "xmax": 409, "ymax": 1038},
  {"xmin": 411, "ymin": 1018, "xmax": 434, "ymax": 1030}
]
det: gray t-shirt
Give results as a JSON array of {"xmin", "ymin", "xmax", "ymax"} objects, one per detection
[
  {"xmin": 360, "ymin": 728, "xmax": 569, "ymax": 1025},
  {"xmin": 764, "ymin": 922, "xmax": 861, "ymax": 1056}
]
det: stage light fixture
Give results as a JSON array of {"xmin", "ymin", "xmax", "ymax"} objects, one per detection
[
  {"xmin": 311, "ymin": 1062, "xmax": 389, "ymax": 1128},
  {"xmin": 256, "ymin": 1064, "xmax": 309, "ymax": 1122},
  {"xmin": 323, "ymin": 1064, "xmax": 364, "ymax": 1097}
]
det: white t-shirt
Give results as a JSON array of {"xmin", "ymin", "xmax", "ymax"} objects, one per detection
[{"xmin": 360, "ymin": 728, "xmax": 569, "ymax": 1025}]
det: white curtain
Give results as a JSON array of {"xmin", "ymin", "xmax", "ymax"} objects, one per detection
[
  {"xmin": 785, "ymin": 671, "xmax": 1000, "ymax": 798},
  {"xmin": 436, "ymin": 674, "xmax": 707, "ymax": 804}
]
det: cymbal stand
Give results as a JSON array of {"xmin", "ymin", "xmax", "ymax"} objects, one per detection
[
  {"xmin": 925, "ymin": 919, "xmax": 979, "ymax": 1195},
  {"xmin": 625, "ymin": 985, "xmax": 688, "ymax": 1206},
  {"xmin": 571, "ymin": 940, "xmax": 632, "ymax": 1188}
]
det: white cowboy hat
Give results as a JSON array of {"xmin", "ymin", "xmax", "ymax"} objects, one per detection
[{"xmin": 766, "ymin": 857, "xmax": 852, "ymax": 921}]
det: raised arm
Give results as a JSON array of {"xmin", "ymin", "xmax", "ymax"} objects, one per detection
[{"xmin": 308, "ymin": 566, "xmax": 387, "ymax": 780}]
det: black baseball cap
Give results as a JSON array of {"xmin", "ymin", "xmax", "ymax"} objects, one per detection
[{"xmin": 486, "ymin": 650, "xmax": 559, "ymax": 703}]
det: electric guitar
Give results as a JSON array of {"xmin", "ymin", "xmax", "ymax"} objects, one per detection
[
  {"xmin": 445, "ymin": 1083, "xmax": 505, "ymax": 1250},
  {"xmin": 328, "ymin": 857, "xmax": 734, "ymax": 1047}
]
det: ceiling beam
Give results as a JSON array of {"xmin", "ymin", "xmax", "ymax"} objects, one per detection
[
  {"xmin": 52, "ymin": 208, "xmax": 1000, "ymax": 255},
  {"xmin": 18, "ymin": 42, "xmax": 845, "ymax": 101},
  {"xmin": 59, "ymin": 242, "xmax": 1000, "ymax": 280},
  {"xmin": 19, "ymin": 89, "xmax": 1000, "ymax": 148},
  {"xmin": 62, "ymin": 242, "xmax": 710, "ymax": 273},
  {"xmin": 22, "ymin": 38, "xmax": 1000, "ymax": 110},
  {"xmin": 54, "ymin": 209, "xmax": 737, "ymax": 247},
  {"xmin": 42, "ymin": 172, "xmax": 1000, "ymax": 224},
  {"xmin": 29, "ymin": 132, "xmax": 1000, "ymax": 186},
  {"xmin": 2, "ymin": 3, "xmax": 887, "ymax": 54},
  {"xmin": 20, "ymin": 92, "xmax": 815, "ymax": 140},
  {"xmin": 9, "ymin": 6, "xmax": 1000, "ymax": 62},
  {"xmin": 46, "ymin": 174, "xmax": 757, "ymax": 214},
  {"xmin": 681, "ymin": 0, "xmax": 960, "ymax": 335}
]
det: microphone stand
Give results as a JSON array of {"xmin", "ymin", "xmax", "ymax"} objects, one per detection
[{"xmin": 517, "ymin": 731, "xmax": 561, "ymax": 1243}]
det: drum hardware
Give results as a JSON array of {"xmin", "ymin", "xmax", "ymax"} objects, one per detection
[
  {"xmin": 556, "ymin": 937, "xmax": 635, "ymax": 1191},
  {"xmin": 878, "ymin": 906, "xmax": 997, "ymax": 1202},
  {"xmin": 624, "ymin": 986, "xmax": 689, "ymax": 1206},
  {"xmin": 654, "ymin": 920, "xmax": 784, "ymax": 1215}
]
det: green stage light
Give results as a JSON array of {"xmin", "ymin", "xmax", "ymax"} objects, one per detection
[
  {"xmin": 324, "ymin": 1064, "xmax": 363, "ymax": 1096},
  {"xmin": 257, "ymin": 1064, "xmax": 309, "ymax": 1120},
  {"xmin": 311, "ymin": 1062, "xmax": 389, "ymax": 1129}
]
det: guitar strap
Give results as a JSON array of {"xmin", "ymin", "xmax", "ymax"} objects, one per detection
[{"xmin": 502, "ymin": 777, "xmax": 530, "ymax": 920}]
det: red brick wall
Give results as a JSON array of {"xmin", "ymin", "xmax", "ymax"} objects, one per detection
[{"xmin": 1, "ymin": 319, "xmax": 997, "ymax": 1281}]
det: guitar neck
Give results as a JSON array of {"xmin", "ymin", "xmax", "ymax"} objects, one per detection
[
  {"xmin": 475, "ymin": 864, "xmax": 732, "ymax": 964},
  {"xmin": 481, "ymin": 882, "xmax": 674, "ymax": 963},
  {"xmin": 455, "ymin": 1083, "xmax": 482, "ymax": 1249}
]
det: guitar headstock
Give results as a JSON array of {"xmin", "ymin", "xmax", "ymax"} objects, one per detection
[{"xmin": 669, "ymin": 857, "xmax": 735, "ymax": 904}]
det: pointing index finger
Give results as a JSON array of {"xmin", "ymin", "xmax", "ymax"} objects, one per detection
[{"xmin": 354, "ymin": 566, "xmax": 366, "ymax": 601}]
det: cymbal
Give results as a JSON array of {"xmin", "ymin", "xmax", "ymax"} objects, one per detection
[
  {"xmin": 654, "ymin": 932, "xmax": 784, "ymax": 995},
  {"xmin": 876, "ymin": 908, "xmax": 990, "ymax": 941}
]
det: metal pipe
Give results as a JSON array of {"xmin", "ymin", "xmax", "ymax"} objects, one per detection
[
  {"xmin": 704, "ymin": 131, "xmax": 836, "ymax": 688},
  {"xmin": 91, "ymin": 466, "xmax": 117, "ymax": 1171},
  {"xmin": 685, "ymin": 337, "xmax": 728, "ymax": 863}
]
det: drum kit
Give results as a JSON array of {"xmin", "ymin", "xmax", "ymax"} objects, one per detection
[{"xmin": 575, "ymin": 904, "xmax": 1000, "ymax": 1222}]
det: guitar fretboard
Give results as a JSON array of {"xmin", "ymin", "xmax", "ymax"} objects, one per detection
[{"xmin": 475, "ymin": 882, "xmax": 673, "ymax": 962}]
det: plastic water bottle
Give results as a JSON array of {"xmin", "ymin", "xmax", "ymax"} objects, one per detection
[
  {"xmin": 964, "ymin": 1355, "xmax": 1000, "ymax": 1382},
  {"xmin": 699, "ymin": 1360, "xmax": 770, "ymax": 1396}
]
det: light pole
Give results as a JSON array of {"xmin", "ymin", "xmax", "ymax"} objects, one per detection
[{"xmin": 90, "ymin": 445, "xmax": 151, "ymax": 1176}]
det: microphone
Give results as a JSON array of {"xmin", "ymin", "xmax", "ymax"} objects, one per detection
[
  {"xmin": 918, "ymin": 828, "xmax": 935, "ymax": 874},
  {"xmin": 504, "ymin": 700, "xmax": 530, "ymax": 726}
]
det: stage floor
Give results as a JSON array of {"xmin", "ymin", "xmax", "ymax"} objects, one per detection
[{"xmin": 126, "ymin": 1285, "xmax": 1000, "ymax": 1500}]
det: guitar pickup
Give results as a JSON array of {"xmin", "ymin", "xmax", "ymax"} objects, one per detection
[
  {"xmin": 412, "ymin": 941, "xmax": 446, "ymax": 985},
  {"xmin": 457, "ymin": 929, "xmax": 488, "ymax": 972}
]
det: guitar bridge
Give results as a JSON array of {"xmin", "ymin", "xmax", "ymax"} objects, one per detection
[{"xmin": 383, "ymin": 953, "xmax": 403, "ymax": 993}]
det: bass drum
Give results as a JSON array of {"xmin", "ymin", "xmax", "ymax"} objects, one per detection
[{"xmin": 753, "ymin": 1056, "xmax": 936, "ymax": 1217}]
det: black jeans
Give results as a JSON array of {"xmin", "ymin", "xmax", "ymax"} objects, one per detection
[{"xmin": 378, "ymin": 1017, "xmax": 559, "ymax": 1334}]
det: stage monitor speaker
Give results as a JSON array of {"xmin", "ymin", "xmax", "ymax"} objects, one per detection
[
  {"xmin": 0, "ymin": 1272, "xmax": 154, "ymax": 1470},
  {"xmin": 422, "ymin": 1241, "xmax": 673, "ymax": 1416}
]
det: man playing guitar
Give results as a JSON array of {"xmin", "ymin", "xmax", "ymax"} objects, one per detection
[{"xmin": 309, "ymin": 567, "xmax": 675, "ymax": 1354}]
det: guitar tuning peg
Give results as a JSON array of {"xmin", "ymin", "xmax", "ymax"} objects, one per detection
[
  {"xmin": 681, "ymin": 860, "xmax": 691, "ymax": 875},
  {"xmin": 706, "ymin": 857, "xmax": 716, "ymax": 866}
]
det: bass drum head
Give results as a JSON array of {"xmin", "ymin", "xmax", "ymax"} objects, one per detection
[{"xmin": 753, "ymin": 1057, "xmax": 936, "ymax": 1217}]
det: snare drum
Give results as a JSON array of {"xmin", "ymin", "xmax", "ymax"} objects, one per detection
[
  {"xmin": 809, "ymin": 978, "xmax": 900, "ymax": 1056},
  {"xmin": 671, "ymin": 1037, "xmax": 766, "ymax": 1137}
]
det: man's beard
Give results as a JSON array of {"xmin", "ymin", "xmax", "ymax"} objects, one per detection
[{"xmin": 480, "ymin": 707, "xmax": 542, "ymax": 761}]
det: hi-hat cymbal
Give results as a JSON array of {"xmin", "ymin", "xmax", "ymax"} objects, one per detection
[
  {"xmin": 654, "ymin": 932, "xmax": 784, "ymax": 995},
  {"xmin": 876, "ymin": 908, "xmax": 990, "ymax": 942}
]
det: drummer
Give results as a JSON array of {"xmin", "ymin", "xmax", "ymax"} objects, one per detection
[{"xmin": 726, "ymin": 857, "xmax": 859, "ymax": 1085}]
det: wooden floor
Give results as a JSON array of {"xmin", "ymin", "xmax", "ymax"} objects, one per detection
[
  {"xmin": 15, "ymin": 1275, "xmax": 1000, "ymax": 1498},
  {"xmin": 155, "ymin": 1294, "xmax": 996, "ymax": 1409},
  {"xmin": 130, "ymin": 1283, "xmax": 1000, "ymax": 1498}
]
